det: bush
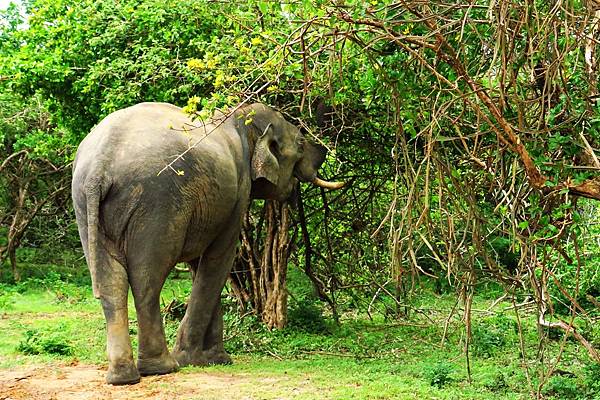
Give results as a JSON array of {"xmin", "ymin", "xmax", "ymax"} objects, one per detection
[
  {"xmin": 483, "ymin": 372, "xmax": 509, "ymax": 393},
  {"xmin": 584, "ymin": 362, "xmax": 600, "ymax": 398},
  {"xmin": 423, "ymin": 361, "xmax": 455, "ymax": 388},
  {"xmin": 542, "ymin": 375, "xmax": 579, "ymax": 400},
  {"xmin": 287, "ymin": 300, "xmax": 330, "ymax": 334},
  {"xmin": 0, "ymin": 291, "xmax": 13, "ymax": 310},
  {"xmin": 17, "ymin": 327, "xmax": 73, "ymax": 356},
  {"xmin": 12, "ymin": 271, "xmax": 89, "ymax": 304},
  {"xmin": 472, "ymin": 313, "xmax": 517, "ymax": 358},
  {"xmin": 223, "ymin": 313, "xmax": 271, "ymax": 354},
  {"xmin": 162, "ymin": 297, "xmax": 188, "ymax": 322}
]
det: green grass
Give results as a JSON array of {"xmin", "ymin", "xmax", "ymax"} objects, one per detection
[
  {"xmin": 193, "ymin": 356, "xmax": 525, "ymax": 399},
  {"xmin": 1, "ymin": 271, "xmax": 599, "ymax": 399}
]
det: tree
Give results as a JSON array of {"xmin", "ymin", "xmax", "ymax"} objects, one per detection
[{"xmin": 283, "ymin": 1, "xmax": 600, "ymax": 385}]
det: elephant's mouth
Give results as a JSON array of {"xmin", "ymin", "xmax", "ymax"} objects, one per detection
[{"xmin": 250, "ymin": 177, "xmax": 281, "ymax": 200}]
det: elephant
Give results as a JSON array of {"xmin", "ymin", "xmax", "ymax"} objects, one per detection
[{"xmin": 71, "ymin": 102, "xmax": 343, "ymax": 385}]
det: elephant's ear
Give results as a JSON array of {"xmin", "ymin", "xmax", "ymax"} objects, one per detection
[
  {"xmin": 251, "ymin": 123, "xmax": 279, "ymax": 185},
  {"xmin": 295, "ymin": 142, "xmax": 327, "ymax": 182}
]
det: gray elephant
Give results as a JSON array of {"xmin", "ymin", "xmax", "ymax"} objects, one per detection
[{"xmin": 71, "ymin": 102, "xmax": 342, "ymax": 385}]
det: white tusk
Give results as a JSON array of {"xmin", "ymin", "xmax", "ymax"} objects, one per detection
[{"xmin": 312, "ymin": 177, "xmax": 345, "ymax": 190}]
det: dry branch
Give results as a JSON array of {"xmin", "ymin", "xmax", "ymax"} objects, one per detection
[{"xmin": 338, "ymin": 5, "xmax": 600, "ymax": 201}]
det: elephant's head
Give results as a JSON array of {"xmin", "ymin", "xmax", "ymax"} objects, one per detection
[{"xmin": 237, "ymin": 103, "xmax": 343, "ymax": 201}]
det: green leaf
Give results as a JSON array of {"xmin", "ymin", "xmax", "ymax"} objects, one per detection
[{"xmin": 518, "ymin": 221, "xmax": 529, "ymax": 230}]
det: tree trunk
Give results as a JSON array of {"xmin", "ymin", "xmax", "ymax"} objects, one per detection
[
  {"xmin": 0, "ymin": 152, "xmax": 69, "ymax": 281},
  {"xmin": 230, "ymin": 201, "xmax": 292, "ymax": 329},
  {"xmin": 585, "ymin": 2, "xmax": 600, "ymax": 100}
]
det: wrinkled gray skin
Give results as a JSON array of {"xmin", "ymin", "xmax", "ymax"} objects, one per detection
[{"xmin": 72, "ymin": 103, "xmax": 327, "ymax": 385}]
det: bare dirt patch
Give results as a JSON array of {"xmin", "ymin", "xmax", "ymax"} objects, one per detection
[{"xmin": 0, "ymin": 362, "xmax": 309, "ymax": 400}]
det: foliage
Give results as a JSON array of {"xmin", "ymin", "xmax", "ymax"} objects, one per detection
[
  {"xmin": 541, "ymin": 375, "xmax": 580, "ymax": 400},
  {"xmin": 423, "ymin": 361, "xmax": 456, "ymax": 389},
  {"xmin": 584, "ymin": 362, "xmax": 600, "ymax": 399},
  {"xmin": 471, "ymin": 314, "xmax": 517, "ymax": 358},
  {"xmin": 17, "ymin": 326, "xmax": 74, "ymax": 356},
  {"xmin": 3, "ymin": 275, "xmax": 600, "ymax": 398},
  {"xmin": 547, "ymin": 201, "xmax": 600, "ymax": 315},
  {"xmin": 1, "ymin": 0, "xmax": 600, "ymax": 396},
  {"xmin": 0, "ymin": 91, "xmax": 72, "ymax": 279},
  {"xmin": 287, "ymin": 300, "xmax": 330, "ymax": 335},
  {"xmin": 482, "ymin": 372, "xmax": 509, "ymax": 394}
]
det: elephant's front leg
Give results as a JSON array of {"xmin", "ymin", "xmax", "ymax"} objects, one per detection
[{"xmin": 172, "ymin": 239, "xmax": 236, "ymax": 367}]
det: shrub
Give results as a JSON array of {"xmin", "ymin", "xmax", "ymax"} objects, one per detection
[
  {"xmin": 584, "ymin": 362, "xmax": 600, "ymax": 398},
  {"xmin": 162, "ymin": 297, "xmax": 188, "ymax": 322},
  {"xmin": 287, "ymin": 300, "xmax": 330, "ymax": 334},
  {"xmin": 423, "ymin": 361, "xmax": 455, "ymax": 388},
  {"xmin": 483, "ymin": 372, "xmax": 509, "ymax": 393},
  {"xmin": 17, "ymin": 328, "xmax": 73, "ymax": 356},
  {"xmin": 542, "ymin": 375, "xmax": 579, "ymax": 400},
  {"xmin": 472, "ymin": 313, "xmax": 516, "ymax": 357}
]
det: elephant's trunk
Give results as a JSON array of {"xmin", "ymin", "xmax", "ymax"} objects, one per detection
[{"xmin": 312, "ymin": 177, "xmax": 345, "ymax": 190}]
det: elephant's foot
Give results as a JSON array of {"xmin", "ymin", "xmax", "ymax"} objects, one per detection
[
  {"xmin": 172, "ymin": 348, "xmax": 209, "ymax": 368},
  {"xmin": 137, "ymin": 353, "xmax": 179, "ymax": 376},
  {"xmin": 106, "ymin": 361, "xmax": 141, "ymax": 385},
  {"xmin": 204, "ymin": 347, "xmax": 232, "ymax": 365}
]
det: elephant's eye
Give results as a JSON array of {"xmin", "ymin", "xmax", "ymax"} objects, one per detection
[{"xmin": 269, "ymin": 140, "xmax": 279, "ymax": 157}]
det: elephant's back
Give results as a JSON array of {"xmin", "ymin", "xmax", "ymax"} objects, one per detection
[
  {"xmin": 73, "ymin": 102, "xmax": 247, "ymax": 262},
  {"xmin": 80, "ymin": 102, "xmax": 191, "ymax": 155},
  {"xmin": 75, "ymin": 102, "xmax": 237, "ymax": 176}
]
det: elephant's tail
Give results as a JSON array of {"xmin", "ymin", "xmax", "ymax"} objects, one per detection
[{"xmin": 85, "ymin": 181, "xmax": 102, "ymax": 298}]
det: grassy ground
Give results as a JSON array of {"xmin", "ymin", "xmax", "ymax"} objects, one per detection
[{"xmin": 0, "ymin": 271, "xmax": 599, "ymax": 399}]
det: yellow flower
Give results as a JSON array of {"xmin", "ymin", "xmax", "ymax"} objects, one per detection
[
  {"xmin": 206, "ymin": 58, "xmax": 218, "ymax": 69},
  {"xmin": 251, "ymin": 37, "xmax": 263, "ymax": 46},
  {"xmin": 214, "ymin": 71, "xmax": 225, "ymax": 87},
  {"xmin": 187, "ymin": 59, "xmax": 204, "ymax": 71}
]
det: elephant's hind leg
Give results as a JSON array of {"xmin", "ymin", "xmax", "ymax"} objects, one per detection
[
  {"xmin": 129, "ymin": 264, "xmax": 179, "ymax": 376},
  {"xmin": 97, "ymin": 257, "xmax": 140, "ymax": 385},
  {"xmin": 203, "ymin": 302, "xmax": 232, "ymax": 365}
]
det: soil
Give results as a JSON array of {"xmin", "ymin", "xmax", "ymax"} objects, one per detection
[{"xmin": 0, "ymin": 362, "xmax": 308, "ymax": 400}]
